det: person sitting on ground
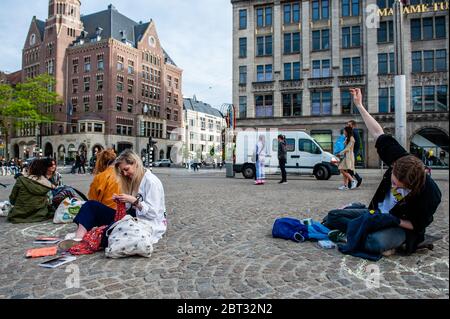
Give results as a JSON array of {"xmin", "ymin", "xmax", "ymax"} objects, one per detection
[
  {"xmin": 88, "ymin": 149, "xmax": 120, "ymax": 210},
  {"xmin": 323, "ymin": 88, "xmax": 442, "ymax": 256},
  {"xmin": 8, "ymin": 158, "xmax": 54, "ymax": 223},
  {"xmin": 338, "ymin": 126, "xmax": 357, "ymax": 190},
  {"xmin": 61, "ymin": 149, "xmax": 167, "ymax": 250}
]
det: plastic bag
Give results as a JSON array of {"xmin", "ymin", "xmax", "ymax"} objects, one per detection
[
  {"xmin": 0, "ymin": 201, "xmax": 12, "ymax": 217},
  {"xmin": 53, "ymin": 198, "xmax": 85, "ymax": 224}
]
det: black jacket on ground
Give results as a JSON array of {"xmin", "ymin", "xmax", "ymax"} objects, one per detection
[{"xmin": 368, "ymin": 134, "xmax": 442, "ymax": 254}]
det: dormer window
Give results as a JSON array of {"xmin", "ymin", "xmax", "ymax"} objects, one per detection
[{"xmin": 29, "ymin": 34, "xmax": 36, "ymax": 46}]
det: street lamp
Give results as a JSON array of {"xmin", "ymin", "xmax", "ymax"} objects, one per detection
[
  {"xmin": 146, "ymin": 136, "xmax": 156, "ymax": 169},
  {"xmin": 393, "ymin": 0, "xmax": 407, "ymax": 148}
]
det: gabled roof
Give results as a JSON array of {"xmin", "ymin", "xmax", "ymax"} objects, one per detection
[
  {"xmin": 183, "ymin": 97, "xmax": 223, "ymax": 118},
  {"xmin": 35, "ymin": 19, "xmax": 46, "ymax": 40},
  {"xmin": 163, "ymin": 49, "xmax": 177, "ymax": 67}
]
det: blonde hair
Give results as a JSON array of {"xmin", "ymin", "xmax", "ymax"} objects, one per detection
[
  {"xmin": 94, "ymin": 148, "xmax": 116, "ymax": 175},
  {"xmin": 114, "ymin": 149, "xmax": 146, "ymax": 196}
]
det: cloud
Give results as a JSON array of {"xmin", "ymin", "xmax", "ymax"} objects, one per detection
[{"xmin": 0, "ymin": 0, "xmax": 232, "ymax": 108}]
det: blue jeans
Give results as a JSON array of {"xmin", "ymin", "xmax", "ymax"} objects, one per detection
[
  {"xmin": 307, "ymin": 221, "xmax": 331, "ymax": 240},
  {"xmin": 323, "ymin": 207, "xmax": 406, "ymax": 253}
]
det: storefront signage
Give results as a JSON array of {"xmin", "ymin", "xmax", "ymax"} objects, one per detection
[{"xmin": 378, "ymin": 1, "xmax": 449, "ymax": 16}]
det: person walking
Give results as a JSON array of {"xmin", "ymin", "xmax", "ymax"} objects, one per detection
[
  {"xmin": 278, "ymin": 134, "xmax": 287, "ymax": 184},
  {"xmin": 347, "ymin": 120, "xmax": 363, "ymax": 187},
  {"xmin": 255, "ymin": 135, "xmax": 266, "ymax": 185},
  {"xmin": 80, "ymin": 153, "xmax": 86, "ymax": 174},
  {"xmin": 338, "ymin": 126, "xmax": 357, "ymax": 190}
]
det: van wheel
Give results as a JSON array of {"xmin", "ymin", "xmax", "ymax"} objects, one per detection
[
  {"xmin": 242, "ymin": 164, "xmax": 255, "ymax": 179},
  {"xmin": 314, "ymin": 166, "xmax": 329, "ymax": 180}
]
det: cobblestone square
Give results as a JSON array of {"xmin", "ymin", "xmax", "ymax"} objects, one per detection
[{"xmin": 0, "ymin": 168, "xmax": 448, "ymax": 299}]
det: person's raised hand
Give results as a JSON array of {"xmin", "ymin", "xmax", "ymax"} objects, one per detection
[{"xmin": 350, "ymin": 88, "xmax": 363, "ymax": 107}]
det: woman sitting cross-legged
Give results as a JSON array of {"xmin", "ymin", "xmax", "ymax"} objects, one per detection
[{"xmin": 60, "ymin": 149, "xmax": 167, "ymax": 250}]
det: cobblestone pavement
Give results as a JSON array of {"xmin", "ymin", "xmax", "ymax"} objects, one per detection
[{"xmin": 0, "ymin": 168, "xmax": 448, "ymax": 299}]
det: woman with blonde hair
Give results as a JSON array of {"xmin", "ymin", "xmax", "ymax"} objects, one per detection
[{"xmin": 61, "ymin": 149, "xmax": 167, "ymax": 249}]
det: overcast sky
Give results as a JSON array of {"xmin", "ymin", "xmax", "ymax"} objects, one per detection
[{"xmin": 0, "ymin": 0, "xmax": 233, "ymax": 110}]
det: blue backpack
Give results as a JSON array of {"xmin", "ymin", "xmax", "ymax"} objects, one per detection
[
  {"xmin": 334, "ymin": 135, "xmax": 346, "ymax": 155},
  {"xmin": 272, "ymin": 218, "xmax": 308, "ymax": 242}
]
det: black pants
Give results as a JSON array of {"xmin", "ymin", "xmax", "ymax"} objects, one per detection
[{"xmin": 279, "ymin": 158, "xmax": 287, "ymax": 182}]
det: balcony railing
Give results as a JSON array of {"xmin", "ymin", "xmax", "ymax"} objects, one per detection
[
  {"xmin": 252, "ymin": 81, "xmax": 274, "ymax": 93},
  {"xmin": 308, "ymin": 77, "xmax": 334, "ymax": 88},
  {"xmin": 280, "ymin": 79, "xmax": 304, "ymax": 91},
  {"xmin": 338, "ymin": 75, "xmax": 366, "ymax": 87}
]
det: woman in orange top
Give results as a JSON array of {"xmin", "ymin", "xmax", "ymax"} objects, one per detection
[{"xmin": 88, "ymin": 149, "xmax": 120, "ymax": 209}]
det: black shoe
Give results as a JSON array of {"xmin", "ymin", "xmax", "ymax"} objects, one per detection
[
  {"xmin": 356, "ymin": 177, "xmax": 362, "ymax": 187},
  {"xmin": 278, "ymin": 180, "xmax": 284, "ymax": 184}
]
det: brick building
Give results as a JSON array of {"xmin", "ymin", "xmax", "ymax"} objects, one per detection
[{"xmin": 9, "ymin": 0, "xmax": 183, "ymax": 163}]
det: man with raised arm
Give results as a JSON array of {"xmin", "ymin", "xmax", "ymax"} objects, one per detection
[{"xmin": 324, "ymin": 88, "xmax": 442, "ymax": 257}]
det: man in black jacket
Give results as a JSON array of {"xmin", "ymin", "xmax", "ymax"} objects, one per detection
[
  {"xmin": 324, "ymin": 88, "xmax": 442, "ymax": 256},
  {"xmin": 347, "ymin": 120, "xmax": 363, "ymax": 188},
  {"xmin": 278, "ymin": 135, "xmax": 287, "ymax": 184}
]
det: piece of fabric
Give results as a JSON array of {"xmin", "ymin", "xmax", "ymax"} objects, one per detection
[
  {"xmin": 377, "ymin": 187, "xmax": 411, "ymax": 215},
  {"xmin": 50, "ymin": 186, "xmax": 81, "ymax": 211},
  {"xmin": 338, "ymin": 211, "xmax": 401, "ymax": 261},
  {"xmin": 8, "ymin": 175, "xmax": 53, "ymax": 223},
  {"xmin": 322, "ymin": 208, "xmax": 367, "ymax": 233},
  {"xmin": 53, "ymin": 197, "xmax": 85, "ymax": 224},
  {"xmin": 307, "ymin": 221, "xmax": 330, "ymax": 240},
  {"xmin": 364, "ymin": 227, "xmax": 406, "ymax": 254},
  {"xmin": 272, "ymin": 218, "xmax": 308, "ymax": 242},
  {"xmin": 68, "ymin": 225, "xmax": 108, "ymax": 255},
  {"xmin": 73, "ymin": 200, "xmax": 117, "ymax": 232},
  {"xmin": 279, "ymin": 158, "xmax": 287, "ymax": 182},
  {"xmin": 88, "ymin": 166, "xmax": 120, "ymax": 210}
]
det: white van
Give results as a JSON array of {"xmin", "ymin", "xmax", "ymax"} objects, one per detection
[{"xmin": 233, "ymin": 130, "xmax": 340, "ymax": 180}]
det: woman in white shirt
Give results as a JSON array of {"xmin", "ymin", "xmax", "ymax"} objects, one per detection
[
  {"xmin": 254, "ymin": 135, "xmax": 266, "ymax": 185},
  {"xmin": 61, "ymin": 150, "xmax": 167, "ymax": 249}
]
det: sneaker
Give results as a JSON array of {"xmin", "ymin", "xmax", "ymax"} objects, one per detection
[
  {"xmin": 350, "ymin": 180, "xmax": 357, "ymax": 189},
  {"xmin": 328, "ymin": 230, "xmax": 347, "ymax": 243},
  {"xmin": 356, "ymin": 177, "xmax": 363, "ymax": 187},
  {"xmin": 338, "ymin": 185, "xmax": 349, "ymax": 190},
  {"xmin": 58, "ymin": 238, "xmax": 82, "ymax": 251}
]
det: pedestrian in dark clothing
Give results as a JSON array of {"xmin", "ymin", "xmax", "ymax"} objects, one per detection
[
  {"xmin": 75, "ymin": 154, "xmax": 82, "ymax": 174},
  {"xmin": 80, "ymin": 153, "xmax": 86, "ymax": 174},
  {"xmin": 278, "ymin": 135, "xmax": 287, "ymax": 184},
  {"xmin": 323, "ymin": 88, "xmax": 442, "ymax": 257},
  {"xmin": 347, "ymin": 120, "xmax": 363, "ymax": 188}
]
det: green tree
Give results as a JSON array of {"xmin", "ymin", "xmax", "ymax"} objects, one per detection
[
  {"xmin": 210, "ymin": 144, "xmax": 215, "ymax": 157},
  {"xmin": 0, "ymin": 74, "xmax": 62, "ymax": 159}
]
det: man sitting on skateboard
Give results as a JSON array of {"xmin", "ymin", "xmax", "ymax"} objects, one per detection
[{"xmin": 323, "ymin": 88, "xmax": 442, "ymax": 257}]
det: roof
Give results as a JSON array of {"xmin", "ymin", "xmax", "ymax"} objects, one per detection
[
  {"xmin": 183, "ymin": 97, "xmax": 223, "ymax": 118},
  {"xmin": 35, "ymin": 19, "xmax": 46, "ymax": 40},
  {"xmin": 163, "ymin": 49, "xmax": 177, "ymax": 67}
]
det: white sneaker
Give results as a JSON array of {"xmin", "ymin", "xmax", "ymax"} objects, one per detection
[
  {"xmin": 350, "ymin": 180, "xmax": 358, "ymax": 189},
  {"xmin": 338, "ymin": 185, "xmax": 349, "ymax": 190}
]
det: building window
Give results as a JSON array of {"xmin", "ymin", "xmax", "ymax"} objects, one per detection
[
  {"xmin": 239, "ymin": 96, "xmax": 247, "ymax": 118},
  {"xmin": 239, "ymin": 9, "xmax": 247, "ymax": 29},
  {"xmin": 94, "ymin": 123, "xmax": 103, "ymax": 133},
  {"xmin": 341, "ymin": 90, "xmax": 361, "ymax": 114},
  {"xmin": 412, "ymin": 51, "xmax": 422, "ymax": 73},
  {"xmin": 378, "ymin": 87, "xmax": 395, "ymax": 113},
  {"xmin": 411, "ymin": 19, "xmax": 422, "ymax": 41},
  {"xmin": 311, "ymin": 91, "xmax": 332, "ymax": 115},
  {"xmin": 97, "ymin": 54, "xmax": 104, "ymax": 70},
  {"xmin": 128, "ymin": 61, "xmax": 134, "ymax": 74},
  {"xmin": 310, "ymin": 130, "xmax": 332, "ymax": 153},
  {"xmin": 342, "ymin": 57, "xmax": 361, "ymax": 76},
  {"xmin": 239, "ymin": 37, "xmax": 247, "ymax": 58},
  {"xmin": 312, "ymin": 0, "xmax": 329, "ymax": 21},
  {"xmin": 284, "ymin": 2, "xmax": 300, "ymax": 25},
  {"xmin": 256, "ymin": 6, "xmax": 272, "ymax": 28},
  {"xmin": 435, "ymin": 50, "xmax": 447, "ymax": 71},
  {"xmin": 423, "ymin": 50, "xmax": 434, "ymax": 72},
  {"xmin": 83, "ymin": 77, "xmax": 90, "ymax": 92},
  {"xmin": 284, "ymin": 62, "xmax": 301, "ymax": 80},
  {"xmin": 342, "ymin": 26, "xmax": 360, "ymax": 48},
  {"xmin": 412, "ymin": 85, "xmax": 448, "ymax": 112},
  {"xmin": 342, "ymin": 0, "xmax": 360, "ymax": 17},
  {"xmin": 96, "ymin": 74, "xmax": 103, "ymax": 91},
  {"xmin": 255, "ymin": 94, "xmax": 273, "ymax": 117},
  {"xmin": 83, "ymin": 96, "xmax": 90, "ymax": 112},
  {"xmin": 312, "ymin": 29, "xmax": 329, "ymax": 51},
  {"xmin": 84, "ymin": 57, "xmax": 91, "ymax": 72},
  {"xmin": 377, "ymin": 21, "xmax": 394, "ymax": 43},
  {"xmin": 201, "ymin": 118, "xmax": 206, "ymax": 130},
  {"xmin": 378, "ymin": 53, "xmax": 395, "ymax": 74},
  {"xmin": 96, "ymin": 95, "xmax": 103, "ymax": 111},
  {"xmin": 256, "ymin": 64, "xmax": 273, "ymax": 82},
  {"xmin": 256, "ymin": 35, "xmax": 273, "ymax": 56},
  {"xmin": 377, "ymin": 0, "xmax": 394, "ymax": 9},
  {"xmin": 116, "ymin": 96, "xmax": 123, "ymax": 111},
  {"xmin": 284, "ymin": 33, "xmax": 300, "ymax": 54},
  {"xmin": 282, "ymin": 92, "xmax": 302, "ymax": 117},
  {"xmin": 117, "ymin": 56, "xmax": 124, "ymax": 71},
  {"xmin": 239, "ymin": 66, "xmax": 247, "ymax": 85},
  {"xmin": 127, "ymin": 99, "xmax": 133, "ymax": 113},
  {"xmin": 312, "ymin": 60, "xmax": 331, "ymax": 78},
  {"xmin": 435, "ymin": 16, "xmax": 446, "ymax": 39},
  {"xmin": 128, "ymin": 79, "xmax": 134, "ymax": 94},
  {"xmin": 423, "ymin": 18, "xmax": 434, "ymax": 40},
  {"xmin": 117, "ymin": 75, "xmax": 124, "ymax": 91}
]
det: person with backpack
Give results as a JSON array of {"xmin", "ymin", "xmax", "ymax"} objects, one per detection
[{"xmin": 278, "ymin": 135, "xmax": 288, "ymax": 184}]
